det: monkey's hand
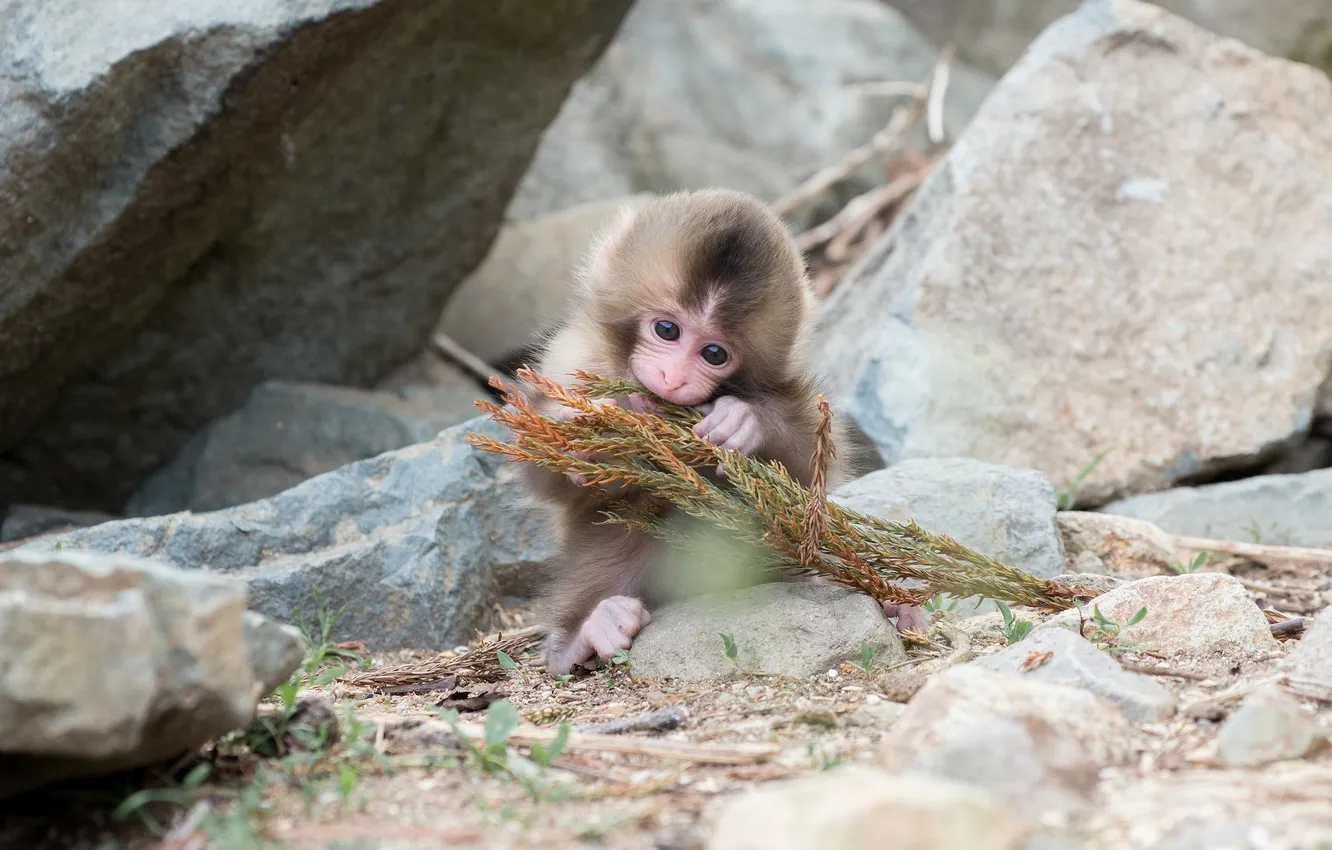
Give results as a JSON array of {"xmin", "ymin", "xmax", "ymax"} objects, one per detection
[
  {"xmin": 546, "ymin": 596, "xmax": 651, "ymax": 675},
  {"xmin": 693, "ymin": 396, "xmax": 762, "ymax": 457}
]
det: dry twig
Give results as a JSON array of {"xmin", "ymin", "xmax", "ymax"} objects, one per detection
[
  {"xmin": 1174, "ymin": 535, "xmax": 1332, "ymax": 567},
  {"xmin": 926, "ymin": 45, "xmax": 956, "ymax": 145},
  {"xmin": 771, "ymin": 101, "xmax": 923, "ymax": 219},
  {"xmin": 431, "ymin": 331, "xmax": 499, "ymax": 386}
]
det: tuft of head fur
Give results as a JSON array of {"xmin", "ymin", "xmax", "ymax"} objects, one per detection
[{"xmin": 568, "ymin": 189, "xmax": 815, "ymax": 396}]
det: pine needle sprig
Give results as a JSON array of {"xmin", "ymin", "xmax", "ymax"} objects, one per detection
[{"xmin": 466, "ymin": 368, "xmax": 1091, "ymax": 613}]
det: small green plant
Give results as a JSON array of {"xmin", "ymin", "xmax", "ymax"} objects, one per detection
[
  {"xmin": 806, "ymin": 742, "xmax": 842, "ymax": 771},
  {"xmin": 292, "ymin": 589, "xmax": 368, "ymax": 689},
  {"xmin": 497, "ymin": 650, "xmax": 519, "ymax": 672},
  {"xmin": 1169, "ymin": 551, "xmax": 1208, "ymax": 575},
  {"xmin": 609, "ymin": 647, "xmax": 632, "ymax": 668},
  {"xmin": 859, "ymin": 640, "xmax": 876, "ymax": 677},
  {"xmin": 1056, "ymin": 450, "xmax": 1110, "ymax": 510},
  {"xmin": 1082, "ymin": 604, "xmax": 1150, "ymax": 654},
  {"xmin": 720, "ymin": 632, "xmax": 740, "ymax": 668},
  {"xmin": 551, "ymin": 673, "xmax": 574, "ymax": 689},
  {"xmin": 923, "ymin": 593, "xmax": 958, "ymax": 615},
  {"xmin": 995, "ymin": 600, "xmax": 1033, "ymax": 645},
  {"xmin": 528, "ymin": 724, "xmax": 571, "ymax": 770}
]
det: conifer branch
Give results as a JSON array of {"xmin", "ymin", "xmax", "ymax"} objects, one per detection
[{"xmin": 466, "ymin": 369, "xmax": 1091, "ymax": 612}]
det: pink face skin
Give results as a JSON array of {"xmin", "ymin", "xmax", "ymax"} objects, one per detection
[{"xmin": 628, "ymin": 308, "xmax": 740, "ymax": 407}]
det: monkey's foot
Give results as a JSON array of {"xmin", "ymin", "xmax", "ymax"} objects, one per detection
[
  {"xmin": 881, "ymin": 601, "xmax": 929, "ymax": 633},
  {"xmin": 546, "ymin": 596, "xmax": 651, "ymax": 676}
]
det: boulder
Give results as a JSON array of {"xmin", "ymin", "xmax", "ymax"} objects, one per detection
[
  {"xmin": 440, "ymin": 195, "xmax": 657, "ymax": 364},
  {"xmin": 0, "ymin": 550, "xmax": 304, "ymax": 797},
  {"xmin": 1036, "ymin": 574, "xmax": 1280, "ymax": 663},
  {"xmin": 629, "ymin": 583, "xmax": 906, "ymax": 683},
  {"xmin": 878, "ymin": 665, "xmax": 1129, "ymax": 819},
  {"xmin": 971, "ymin": 628, "xmax": 1175, "ymax": 722},
  {"xmin": 1057, "ymin": 511, "xmax": 1179, "ymax": 577},
  {"xmin": 1101, "ymin": 469, "xmax": 1332, "ymax": 548},
  {"xmin": 705, "ymin": 766, "xmax": 1030, "ymax": 850},
  {"xmin": 13, "ymin": 417, "xmax": 554, "ymax": 650},
  {"xmin": 508, "ymin": 0, "xmax": 995, "ymax": 222},
  {"xmin": 127, "ymin": 377, "xmax": 483, "ymax": 516},
  {"xmin": 888, "ymin": 0, "xmax": 1332, "ymax": 78},
  {"xmin": 0, "ymin": 0, "xmax": 631, "ymax": 513},
  {"xmin": 816, "ymin": 0, "xmax": 1332, "ymax": 507}
]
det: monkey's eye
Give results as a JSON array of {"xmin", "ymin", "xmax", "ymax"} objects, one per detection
[
  {"xmin": 653, "ymin": 320, "xmax": 680, "ymax": 341},
  {"xmin": 700, "ymin": 344, "xmax": 728, "ymax": 366}
]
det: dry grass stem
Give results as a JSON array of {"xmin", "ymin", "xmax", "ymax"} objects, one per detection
[
  {"xmin": 341, "ymin": 628, "xmax": 541, "ymax": 690},
  {"xmin": 430, "ymin": 331, "xmax": 499, "ymax": 386},
  {"xmin": 467, "ymin": 369, "xmax": 1093, "ymax": 614}
]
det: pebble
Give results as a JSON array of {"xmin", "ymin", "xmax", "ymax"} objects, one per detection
[{"xmin": 1216, "ymin": 685, "xmax": 1325, "ymax": 767}]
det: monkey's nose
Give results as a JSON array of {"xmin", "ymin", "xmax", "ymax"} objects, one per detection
[{"xmin": 660, "ymin": 369, "xmax": 685, "ymax": 390}]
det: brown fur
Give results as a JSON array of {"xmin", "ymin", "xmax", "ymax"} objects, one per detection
[{"xmin": 520, "ymin": 189, "xmax": 861, "ymax": 670}]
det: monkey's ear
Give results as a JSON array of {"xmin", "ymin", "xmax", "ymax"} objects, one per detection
[{"xmin": 588, "ymin": 204, "xmax": 639, "ymax": 282}]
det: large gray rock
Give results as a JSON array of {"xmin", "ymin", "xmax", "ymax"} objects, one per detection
[
  {"xmin": 509, "ymin": 0, "xmax": 995, "ymax": 222},
  {"xmin": 972, "ymin": 628, "xmax": 1174, "ymax": 722},
  {"xmin": 832, "ymin": 459, "xmax": 1065, "ymax": 613},
  {"xmin": 0, "ymin": 1, "xmax": 631, "ymax": 513},
  {"xmin": 127, "ymin": 377, "xmax": 483, "ymax": 516},
  {"xmin": 1101, "ymin": 469, "xmax": 1332, "ymax": 548},
  {"xmin": 816, "ymin": 0, "xmax": 1332, "ymax": 507},
  {"xmin": 0, "ymin": 550, "xmax": 304, "ymax": 798},
  {"xmin": 1037, "ymin": 574, "xmax": 1280, "ymax": 664},
  {"xmin": 706, "ymin": 766, "xmax": 1031, "ymax": 850},
  {"xmin": 888, "ymin": 0, "xmax": 1332, "ymax": 78},
  {"xmin": 879, "ymin": 665, "xmax": 1129, "ymax": 820},
  {"xmin": 440, "ymin": 195, "xmax": 656, "ymax": 364},
  {"xmin": 629, "ymin": 582, "xmax": 906, "ymax": 683},
  {"xmin": 13, "ymin": 417, "xmax": 554, "ymax": 650}
]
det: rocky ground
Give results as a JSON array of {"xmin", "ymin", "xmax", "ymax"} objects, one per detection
[{"xmin": 5, "ymin": 560, "xmax": 1329, "ymax": 850}]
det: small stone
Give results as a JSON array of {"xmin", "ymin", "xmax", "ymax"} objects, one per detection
[
  {"xmin": 705, "ymin": 766, "xmax": 1029, "ymax": 850},
  {"xmin": 1280, "ymin": 607, "xmax": 1332, "ymax": 686},
  {"xmin": 878, "ymin": 666, "xmax": 1129, "ymax": 820},
  {"xmin": 792, "ymin": 708, "xmax": 838, "ymax": 729},
  {"xmin": 971, "ymin": 628, "xmax": 1175, "ymax": 722},
  {"xmin": 1056, "ymin": 512, "xmax": 1178, "ymax": 577},
  {"xmin": 629, "ymin": 583, "xmax": 905, "ymax": 683},
  {"xmin": 846, "ymin": 701, "xmax": 906, "ymax": 729},
  {"xmin": 1036, "ymin": 574, "xmax": 1278, "ymax": 663},
  {"xmin": 1216, "ymin": 686, "xmax": 1325, "ymax": 767}
]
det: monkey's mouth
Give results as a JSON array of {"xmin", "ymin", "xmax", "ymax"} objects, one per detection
[{"xmin": 631, "ymin": 370, "xmax": 712, "ymax": 409}]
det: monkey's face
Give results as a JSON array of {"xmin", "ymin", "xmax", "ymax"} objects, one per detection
[{"xmin": 628, "ymin": 306, "xmax": 740, "ymax": 407}]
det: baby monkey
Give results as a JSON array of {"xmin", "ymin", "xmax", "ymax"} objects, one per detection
[{"xmin": 521, "ymin": 189, "xmax": 923, "ymax": 675}]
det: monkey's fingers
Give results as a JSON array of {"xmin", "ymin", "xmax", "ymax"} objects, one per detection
[
  {"xmin": 626, "ymin": 392, "xmax": 660, "ymax": 414},
  {"xmin": 580, "ymin": 596, "xmax": 649, "ymax": 659}
]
